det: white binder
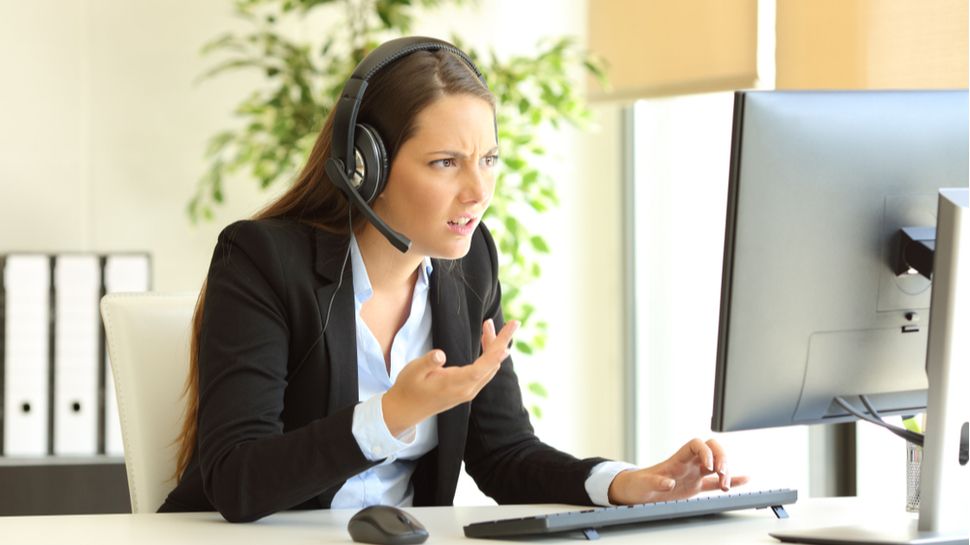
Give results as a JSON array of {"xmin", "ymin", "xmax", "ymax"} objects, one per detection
[
  {"xmin": 52, "ymin": 255, "xmax": 101, "ymax": 456},
  {"xmin": 103, "ymin": 254, "xmax": 150, "ymax": 457},
  {"xmin": 2, "ymin": 255, "xmax": 51, "ymax": 456}
]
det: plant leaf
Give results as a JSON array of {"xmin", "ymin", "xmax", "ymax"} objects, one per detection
[{"xmin": 528, "ymin": 382, "xmax": 548, "ymax": 398}]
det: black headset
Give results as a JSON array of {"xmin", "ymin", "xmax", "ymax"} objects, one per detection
[{"xmin": 324, "ymin": 36, "xmax": 491, "ymax": 253}]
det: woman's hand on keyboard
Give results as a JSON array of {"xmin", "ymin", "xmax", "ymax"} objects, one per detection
[{"xmin": 607, "ymin": 438, "xmax": 749, "ymax": 505}]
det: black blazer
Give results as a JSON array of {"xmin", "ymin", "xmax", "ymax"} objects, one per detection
[{"xmin": 159, "ymin": 218, "xmax": 608, "ymax": 522}]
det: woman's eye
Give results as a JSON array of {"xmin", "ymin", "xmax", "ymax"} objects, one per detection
[
  {"xmin": 431, "ymin": 158, "xmax": 457, "ymax": 168},
  {"xmin": 482, "ymin": 155, "xmax": 499, "ymax": 167}
]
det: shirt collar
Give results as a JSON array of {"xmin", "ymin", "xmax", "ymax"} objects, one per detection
[{"xmin": 349, "ymin": 233, "xmax": 433, "ymax": 305}]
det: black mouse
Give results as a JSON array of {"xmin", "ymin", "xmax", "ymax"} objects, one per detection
[{"xmin": 347, "ymin": 505, "xmax": 429, "ymax": 545}]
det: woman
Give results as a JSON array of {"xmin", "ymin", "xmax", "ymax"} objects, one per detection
[{"xmin": 160, "ymin": 37, "xmax": 746, "ymax": 522}]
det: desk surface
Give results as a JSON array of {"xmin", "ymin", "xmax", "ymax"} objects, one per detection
[{"xmin": 0, "ymin": 497, "xmax": 920, "ymax": 545}]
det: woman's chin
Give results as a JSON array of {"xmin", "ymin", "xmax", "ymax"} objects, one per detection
[{"xmin": 428, "ymin": 239, "xmax": 474, "ymax": 261}]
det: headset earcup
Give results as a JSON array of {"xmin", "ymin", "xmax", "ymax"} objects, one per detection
[{"xmin": 354, "ymin": 123, "xmax": 389, "ymax": 204}]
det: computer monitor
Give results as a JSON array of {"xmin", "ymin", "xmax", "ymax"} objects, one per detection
[{"xmin": 711, "ymin": 90, "xmax": 968, "ymax": 543}]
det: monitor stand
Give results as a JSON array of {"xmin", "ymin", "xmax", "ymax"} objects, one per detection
[
  {"xmin": 771, "ymin": 520, "xmax": 966, "ymax": 545},
  {"xmin": 771, "ymin": 188, "xmax": 969, "ymax": 545}
]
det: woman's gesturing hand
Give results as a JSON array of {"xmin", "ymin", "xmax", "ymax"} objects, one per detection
[
  {"xmin": 607, "ymin": 438, "xmax": 749, "ymax": 505},
  {"xmin": 382, "ymin": 319, "xmax": 518, "ymax": 436}
]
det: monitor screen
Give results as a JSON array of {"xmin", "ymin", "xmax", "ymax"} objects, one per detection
[{"xmin": 711, "ymin": 90, "xmax": 969, "ymax": 432}]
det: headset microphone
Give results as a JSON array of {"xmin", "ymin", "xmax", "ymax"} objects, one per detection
[{"xmin": 325, "ymin": 158, "xmax": 411, "ymax": 253}]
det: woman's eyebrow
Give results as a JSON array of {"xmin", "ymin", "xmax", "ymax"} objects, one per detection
[{"xmin": 425, "ymin": 146, "xmax": 499, "ymax": 157}]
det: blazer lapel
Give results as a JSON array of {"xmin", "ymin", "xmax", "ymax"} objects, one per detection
[
  {"xmin": 313, "ymin": 230, "xmax": 359, "ymax": 415},
  {"xmin": 429, "ymin": 260, "xmax": 474, "ymax": 502}
]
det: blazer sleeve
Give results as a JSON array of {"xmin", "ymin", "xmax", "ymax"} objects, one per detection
[
  {"xmin": 196, "ymin": 221, "xmax": 378, "ymax": 522},
  {"xmin": 462, "ymin": 225, "xmax": 610, "ymax": 506}
]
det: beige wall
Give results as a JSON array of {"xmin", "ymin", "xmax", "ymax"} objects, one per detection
[
  {"xmin": 0, "ymin": 0, "xmax": 266, "ymax": 286},
  {"xmin": 1, "ymin": 0, "xmax": 86, "ymax": 251}
]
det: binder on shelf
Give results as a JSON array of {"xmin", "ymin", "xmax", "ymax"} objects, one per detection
[
  {"xmin": 52, "ymin": 255, "xmax": 101, "ymax": 456},
  {"xmin": 103, "ymin": 254, "xmax": 151, "ymax": 457},
  {"xmin": 2, "ymin": 254, "xmax": 51, "ymax": 457}
]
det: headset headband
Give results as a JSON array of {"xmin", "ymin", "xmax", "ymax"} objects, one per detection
[{"xmin": 330, "ymin": 36, "xmax": 488, "ymax": 179}]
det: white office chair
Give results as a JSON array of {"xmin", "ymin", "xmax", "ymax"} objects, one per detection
[{"xmin": 100, "ymin": 292, "xmax": 197, "ymax": 513}]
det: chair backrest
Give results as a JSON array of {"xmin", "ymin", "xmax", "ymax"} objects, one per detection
[{"xmin": 100, "ymin": 292, "xmax": 197, "ymax": 513}]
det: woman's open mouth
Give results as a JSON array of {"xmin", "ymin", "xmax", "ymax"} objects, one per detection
[{"xmin": 447, "ymin": 215, "xmax": 477, "ymax": 236}]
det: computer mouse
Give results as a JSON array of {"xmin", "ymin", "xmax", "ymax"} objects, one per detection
[{"xmin": 347, "ymin": 505, "xmax": 429, "ymax": 545}]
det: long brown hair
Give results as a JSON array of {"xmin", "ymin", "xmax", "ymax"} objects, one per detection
[{"xmin": 174, "ymin": 47, "xmax": 496, "ymax": 481}]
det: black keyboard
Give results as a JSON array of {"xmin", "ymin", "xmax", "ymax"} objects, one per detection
[{"xmin": 463, "ymin": 488, "xmax": 798, "ymax": 539}]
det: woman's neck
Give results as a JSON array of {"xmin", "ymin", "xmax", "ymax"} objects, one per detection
[{"xmin": 355, "ymin": 223, "xmax": 424, "ymax": 292}]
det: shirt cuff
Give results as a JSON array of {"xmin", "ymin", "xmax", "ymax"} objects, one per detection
[
  {"xmin": 585, "ymin": 461, "xmax": 639, "ymax": 506},
  {"xmin": 351, "ymin": 393, "xmax": 417, "ymax": 462}
]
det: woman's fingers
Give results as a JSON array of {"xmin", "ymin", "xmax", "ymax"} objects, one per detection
[
  {"xmin": 408, "ymin": 350, "xmax": 447, "ymax": 379},
  {"xmin": 478, "ymin": 320, "xmax": 517, "ymax": 368},
  {"xmin": 698, "ymin": 471, "xmax": 748, "ymax": 492},
  {"xmin": 489, "ymin": 320, "xmax": 517, "ymax": 353},
  {"xmin": 426, "ymin": 349, "xmax": 446, "ymax": 368},
  {"xmin": 481, "ymin": 318, "xmax": 497, "ymax": 347},
  {"xmin": 699, "ymin": 473, "xmax": 747, "ymax": 492},
  {"xmin": 681, "ymin": 438, "xmax": 715, "ymax": 473},
  {"xmin": 707, "ymin": 438, "xmax": 728, "ymax": 474},
  {"xmin": 700, "ymin": 474, "xmax": 724, "ymax": 492},
  {"xmin": 454, "ymin": 320, "xmax": 516, "ymax": 397}
]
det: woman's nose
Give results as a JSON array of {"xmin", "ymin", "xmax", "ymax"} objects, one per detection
[{"xmin": 460, "ymin": 166, "xmax": 490, "ymax": 203}]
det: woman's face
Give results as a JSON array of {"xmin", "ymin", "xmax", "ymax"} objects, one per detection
[{"xmin": 372, "ymin": 93, "xmax": 498, "ymax": 260}]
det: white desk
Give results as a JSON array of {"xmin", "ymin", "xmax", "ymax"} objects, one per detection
[{"xmin": 0, "ymin": 497, "xmax": 924, "ymax": 545}]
